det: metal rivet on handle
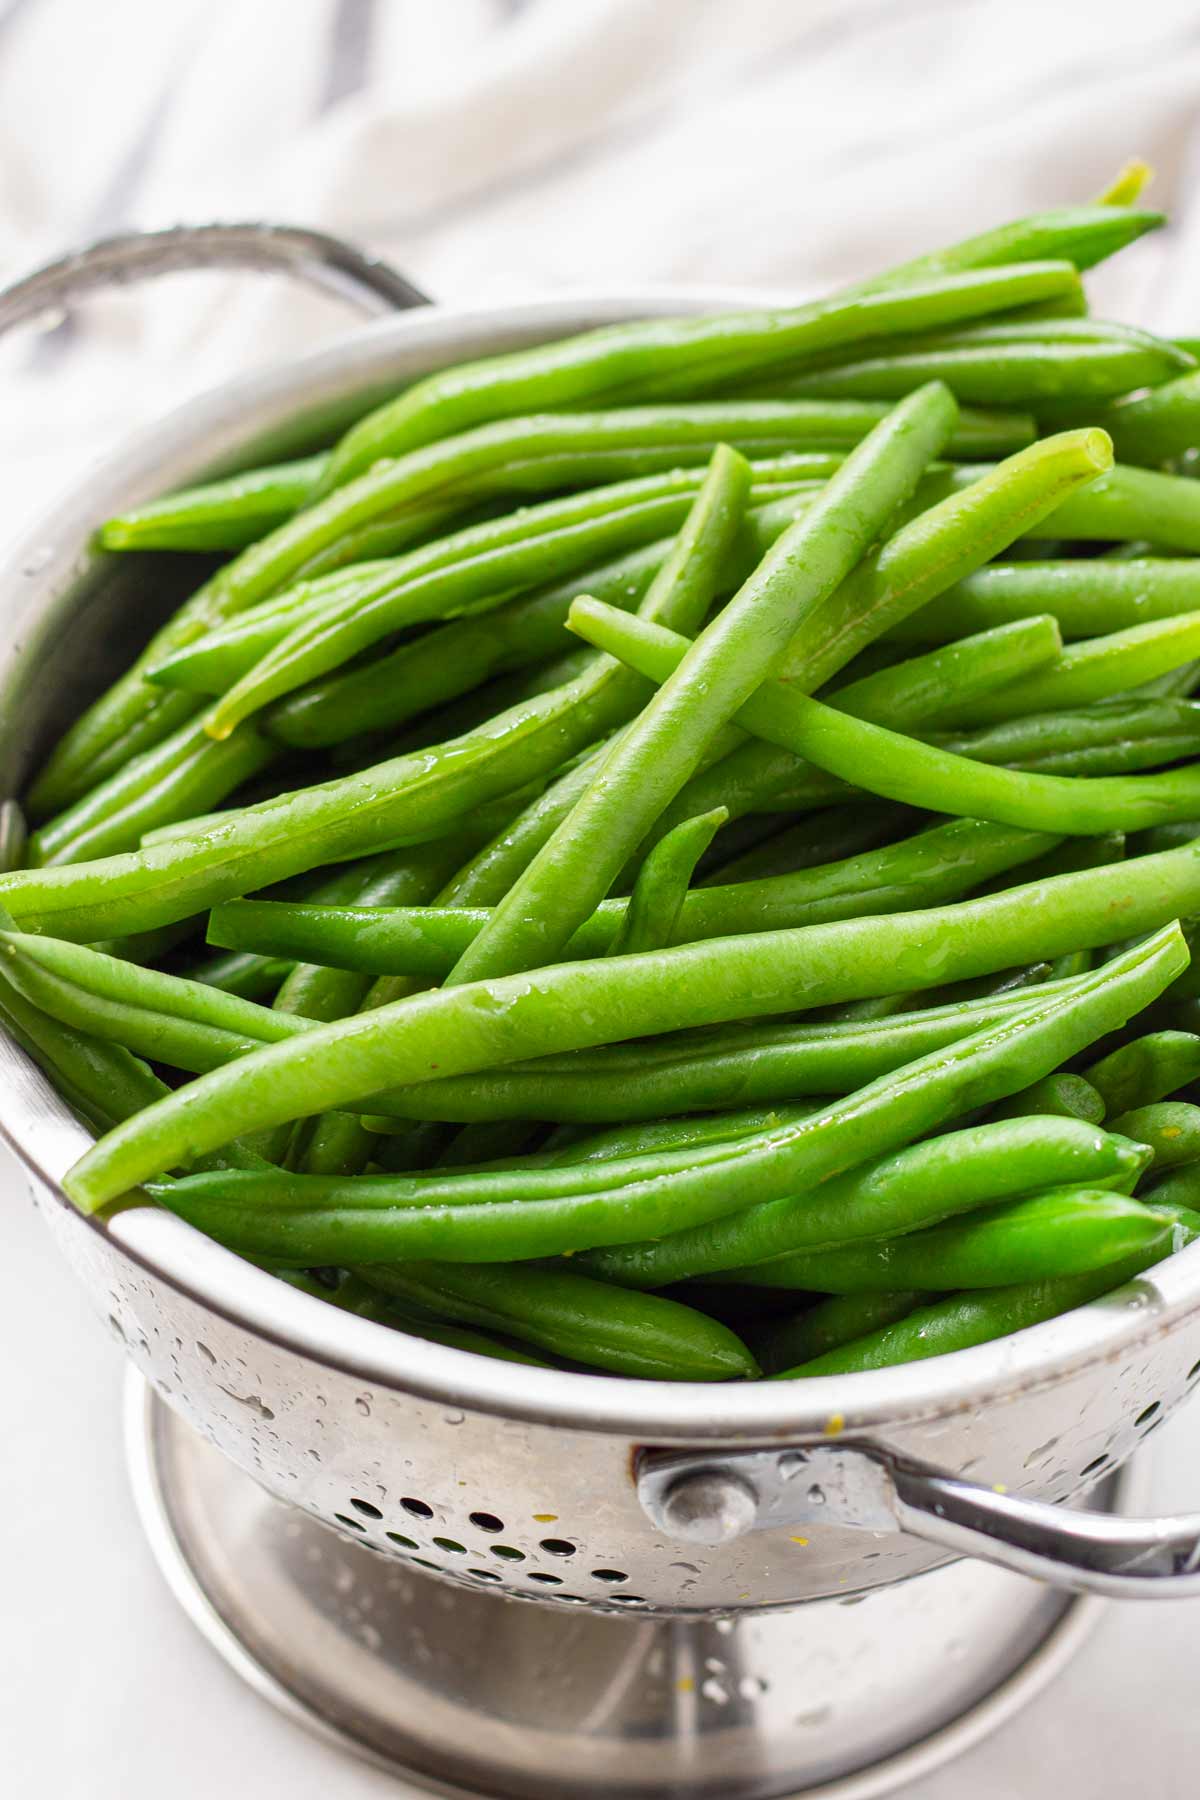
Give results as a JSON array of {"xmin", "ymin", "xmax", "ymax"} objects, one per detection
[{"xmin": 657, "ymin": 1469, "xmax": 760, "ymax": 1545}]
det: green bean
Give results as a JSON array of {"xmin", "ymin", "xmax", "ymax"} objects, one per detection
[
  {"xmin": 767, "ymin": 319, "xmax": 1190, "ymax": 407},
  {"xmin": 320, "ymin": 262, "xmax": 1080, "ymax": 487},
  {"xmin": 145, "ymin": 560, "xmax": 412, "ymax": 695},
  {"xmin": 277, "ymin": 1270, "xmax": 558, "ymax": 1365},
  {"xmin": 951, "ymin": 459, "xmax": 1200, "ymax": 552},
  {"xmin": 773, "ymin": 1232, "xmax": 1186, "ymax": 1378},
  {"xmin": 1105, "ymin": 1102, "xmax": 1200, "ymax": 1169},
  {"xmin": 197, "ymin": 443, "xmax": 824, "ymax": 737},
  {"xmin": 724, "ymin": 1188, "xmax": 1165, "ymax": 1292},
  {"xmin": 350, "ymin": 1264, "xmax": 758, "ymax": 1380},
  {"xmin": 940, "ymin": 612, "xmax": 1200, "ymax": 729},
  {"xmin": 842, "ymin": 202, "xmax": 1159, "ymax": 295},
  {"xmin": 930, "ymin": 699, "xmax": 1200, "ymax": 780},
  {"xmin": 154, "ymin": 1078, "xmax": 1148, "ymax": 1274},
  {"xmin": 607, "ymin": 808, "xmax": 726, "ymax": 957},
  {"xmin": 697, "ymin": 804, "xmax": 910, "ymax": 884},
  {"xmin": 886, "ymin": 559, "xmax": 1200, "ymax": 647},
  {"xmin": 176, "ymin": 948, "xmax": 290, "ymax": 1002},
  {"xmin": 1084, "ymin": 1032, "xmax": 1200, "ymax": 1114},
  {"xmin": 824, "ymin": 615, "xmax": 1063, "ymax": 727},
  {"xmin": 530, "ymin": 1103, "xmax": 819, "ymax": 1168},
  {"xmin": 1095, "ymin": 163, "xmax": 1153, "ymax": 207},
  {"xmin": 0, "ymin": 969, "xmax": 171, "ymax": 1133},
  {"xmin": 642, "ymin": 430, "xmax": 1119, "ymax": 847},
  {"xmin": 449, "ymin": 390, "xmax": 960, "ymax": 984},
  {"xmin": 0, "ymin": 928, "xmax": 312, "ymax": 1074},
  {"xmin": 64, "ymin": 864, "xmax": 1195, "ymax": 1213},
  {"xmin": 91, "ymin": 928, "xmax": 1180, "ymax": 1252},
  {"xmin": 38, "ymin": 458, "xmax": 784, "ymax": 821},
  {"xmin": 583, "ymin": 1080, "xmax": 1155, "ymax": 1291},
  {"xmin": 28, "ymin": 716, "xmax": 278, "ymax": 866},
  {"xmin": 569, "ymin": 601, "xmax": 1200, "ymax": 834},
  {"xmin": 0, "ymin": 800, "xmax": 27, "ymax": 871},
  {"xmin": 751, "ymin": 1291, "xmax": 926, "ymax": 1374},
  {"xmin": 991, "ymin": 1072, "xmax": 1106, "ymax": 1122},
  {"xmin": 361, "ymin": 983, "xmax": 1083, "ymax": 1126},
  {"xmin": 208, "ymin": 816, "xmax": 1060, "ymax": 976},
  {"xmin": 100, "ymin": 454, "xmax": 329, "ymax": 552},
  {"xmin": 1076, "ymin": 371, "xmax": 1200, "ymax": 468}
]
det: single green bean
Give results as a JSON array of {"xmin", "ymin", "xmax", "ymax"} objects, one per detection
[
  {"xmin": 886, "ymin": 559, "xmax": 1200, "ymax": 646},
  {"xmin": 1105, "ymin": 1101, "xmax": 1200, "ymax": 1169},
  {"xmin": 773, "ymin": 1234, "xmax": 1185, "ymax": 1378},
  {"xmin": 751, "ymin": 1291, "xmax": 925, "ymax": 1374},
  {"xmin": 767, "ymin": 320, "xmax": 1189, "ymax": 406},
  {"xmin": 1084, "ymin": 1031, "xmax": 1200, "ymax": 1114},
  {"xmin": 697, "ymin": 804, "xmax": 909, "ymax": 884},
  {"xmin": 350, "ymin": 1264, "xmax": 758, "ymax": 1380},
  {"xmin": 930, "ymin": 699, "xmax": 1200, "ymax": 780},
  {"xmin": 992, "ymin": 1072, "xmax": 1106, "ymax": 1122},
  {"xmin": 824, "ymin": 615, "xmax": 1063, "ymax": 728},
  {"xmin": 607, "ymin": 808, "xmax": 726, "ymax": 957},
  {"xmin": 724, "ymin": 1188, "xmax": 1166, "ymax": 1292},
  {"xmin": 100, "ymin": 454, "xmax": 330, "ymax": 552}
]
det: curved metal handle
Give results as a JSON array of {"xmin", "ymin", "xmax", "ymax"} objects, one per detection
[
  {"xmin": 0, "ymin": 221, "xmax": 430, "ymax": 336},
  {"xmin": 637, "ymin": 1442, "xmax": 1200, "ymax": 1599}
]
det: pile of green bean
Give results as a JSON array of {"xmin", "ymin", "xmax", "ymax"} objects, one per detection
[{"xmin": 9, "ymin": 169, "xmax": 1200, "ymax": 1384}]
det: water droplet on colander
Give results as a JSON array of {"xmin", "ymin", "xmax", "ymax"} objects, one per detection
[
  {"xmin": 806, "ymin": 1484, "xmax": 825, "ymax": 1506},
  {"xmin": 704, "ymin": 1656, "xmax": 726, "ymax": 1674},
  {"xmin": 738, "ymin": 1675, "xmax": 769, "ymax": 1699},
  {"xmin": 714, "ymin": 1616, "xmax": 735, "ymax": 1636},
  {"xmin": 796, "ymin": 1705, "xmax": 833, "ymax": 1730},
  {"xmin": 334, "ymin": 1567, "xmax": 355, "ymax": 1595},
  {"xmin": 669, "ymin": 1561, "xmax": 701, "ymax": 1576},
  {"xmin": 21, "ymin": 546, "xmax": 53, "ymax": 577},
  {"xmin": 443, "ymin": 1410, "xmax": 465, "ymax": 1426},
  {"xmin": 700, "ymin": 1677, "xmax": 729, "ymax": 1705},
  {"xmin": 355, "ymin": 1395, "xmax": 372, "ymax": 1416}
]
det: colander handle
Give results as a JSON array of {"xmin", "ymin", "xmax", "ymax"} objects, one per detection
[
  {"xmin": 636, "ymin": 1442, "xmax": 1200, "ymax": 1599},
  {"xmin": 0, "ymin": 221, "xmax": 430, "ymax": 335}
]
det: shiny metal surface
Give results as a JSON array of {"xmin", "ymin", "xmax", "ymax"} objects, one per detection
[
  {"xmin": 0, "ymin": 221, "xmax": 429, "ymax": 333},
  {"xmin": 128, "ymin": 1372, "xmax": 1128, "ymax": 1799},
  {"xmin": 638, "ymin": 1443, "xmax": 1200, "ymax": 1595},
  {"xmin": 3, "ymin": 282, "xmax": 1200, "ymax": 1786}
]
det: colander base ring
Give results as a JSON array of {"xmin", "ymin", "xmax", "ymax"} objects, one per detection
[{"xmin": 124, "ymin": 1372, "xmax": 1133, "ymax": 1799}]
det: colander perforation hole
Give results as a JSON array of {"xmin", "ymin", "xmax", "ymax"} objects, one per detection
[
  {"xmin": 469, "ymin": 1511, "xmax": 504, "ymax": 1533},
  {"xmin": 539, "ymin": 1538, "xmax": 577, "ymax": 1557},
  {"xmin": 350, "ymin": 1497, "xmax": 382, "ymax": 1520},
  {"xmin": 490, "ymin": 1545, "xmax": 526, "ymax": 1562},
  {"xmin": 590, "ymin": 1568, "xmax": 629, "ymax": 1584},
  {"xmin": 469, "ymin": 1568, "xmax": 503, "ymax": 1582},
  {"xmin": 333, "ymin": 1513, "xmax": 366, "ymax": 1532},
  {"xmin": 401, "ymin": 1496, "xmax": 434, "ymax": 1519},
  {"xmin": 433, "ymin": 1537, "xmax": 466, "ymax": 1554},
  {"xmin": 386, "ymin": 1531, "xmax": 418, "ymax": 1550},
  {"xmin": 527, "ymin": 1572, "xmax": 563, "ymax": 1586},
  {"xmin": 411, "ymin": 1557, "xmax": 440, "ymax": 1571},
  {"xmin": 1079, "ymin": 1454, "xmax": 1110, "ymax": 1478},
  {"xmin": 1135, "ymin": 1401, "xmax": 1162, "ymax": 1428},
  {"xmin": 607, "ymin": 1594, "xmax": 647, "ymax": 1607},
  {"xmin": 1189, "ymin": 1358, "xmax": 1200, "ymax": 1383}
]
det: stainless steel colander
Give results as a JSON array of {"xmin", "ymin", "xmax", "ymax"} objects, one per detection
[{"xmin": 5, "ymin": 236, "xmax": 1200, "ymax": 1798}]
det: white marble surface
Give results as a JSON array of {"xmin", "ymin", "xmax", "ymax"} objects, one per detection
[{"xmin": 3, "ymin": 1140, "xmax": 1198, "ymax": 1799}]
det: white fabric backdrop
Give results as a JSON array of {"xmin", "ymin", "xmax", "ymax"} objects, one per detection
[
  {"xmin": 4, "ymin": 4, "xmax": 1200, "ymax": 1795},
  {"xmin": 3, "ymin": 0, "xmax": 1200, "ymax": 516}
]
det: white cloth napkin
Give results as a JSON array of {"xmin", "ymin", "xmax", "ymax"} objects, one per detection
[{"xmin": 2, "ymin": 0, "xmax": 1200, "ymax": 518}]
